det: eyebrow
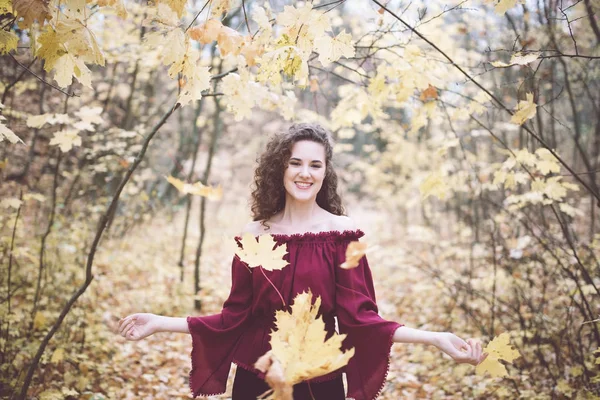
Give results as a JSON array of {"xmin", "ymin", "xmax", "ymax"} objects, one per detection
[{"xmin": 290, "ymin": 157, "xmax": 324, "ymax": 163}]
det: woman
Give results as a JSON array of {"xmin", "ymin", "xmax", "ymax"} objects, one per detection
[{"xmin": 118, "ymin": 123, "xmax": 486, "ymax": 400}]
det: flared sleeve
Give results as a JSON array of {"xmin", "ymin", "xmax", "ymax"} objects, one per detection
[
  {"xmin": 186, "ymin": 254, "xmax": 253, "ymax": 397},
  {"xmin": 335, "ymin": 239, "xmax": 403, "ymax": 400}
]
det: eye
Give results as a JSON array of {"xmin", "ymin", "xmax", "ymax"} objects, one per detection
[{"xmin": 289, "ymin": 161, "xmax": 301, "ymax": 166}]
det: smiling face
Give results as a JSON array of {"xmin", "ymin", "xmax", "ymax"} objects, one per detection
[{"xmin": 283, "ymin": 140, "xmax": 327, "ymax": 203}]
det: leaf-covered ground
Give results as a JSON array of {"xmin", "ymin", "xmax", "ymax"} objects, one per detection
[{"xmin": 63, "ymin": 204, "xmax": 506, "ymax": 400}]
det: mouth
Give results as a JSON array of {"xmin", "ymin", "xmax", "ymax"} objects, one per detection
[{"xmin": 295, "ymin": 182, "xmax": 313, "ymax": 190}]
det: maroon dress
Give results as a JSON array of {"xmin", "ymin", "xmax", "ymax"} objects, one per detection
[{"xmin": 186, "ymin": 229, "xmax": 403, "ymax": 400}]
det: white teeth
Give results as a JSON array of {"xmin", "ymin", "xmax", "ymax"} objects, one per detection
[{"xmin": 296, "ymin": 182, "xmax": 312, "ymax": 188}]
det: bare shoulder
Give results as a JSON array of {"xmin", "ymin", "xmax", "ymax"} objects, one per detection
[
  {"xmin": 240, "ymin": 220, "xmax": 269, "ymax": 236},
  {"xmin": 328, "ymin": 214, "xmax": 358, "ymax": 232}
]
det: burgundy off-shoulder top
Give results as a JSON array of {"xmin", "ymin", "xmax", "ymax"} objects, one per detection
[{"xmin": 186, "ymin": 229, "xmax": 403, "ymax": 400}]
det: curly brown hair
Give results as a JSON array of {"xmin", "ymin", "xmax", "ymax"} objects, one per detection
[{"xmin": 250, "ymin": 123, "xmax": 345, "ymax": 228}]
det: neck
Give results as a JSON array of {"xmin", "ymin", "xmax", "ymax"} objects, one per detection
[{"xmin": 277, "ymin": 195, "xmax": 323, "ymax": 228}]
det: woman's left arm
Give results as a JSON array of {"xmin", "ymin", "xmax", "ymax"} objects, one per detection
[{"xmin": 392, "ymin": 326, "xmax": 487, "ymax": 365}]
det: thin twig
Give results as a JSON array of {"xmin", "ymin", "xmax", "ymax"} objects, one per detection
[
  {"xmin": 241, "ymin": 0, "xmax": 252, "ymax": 35},
  {"xmin": 185, "ymin": 0, "xmax": 211, "ymax": 32},
  {"xmin": 9, "ymin": 54, "xmax": 76, "ymax": 98}
]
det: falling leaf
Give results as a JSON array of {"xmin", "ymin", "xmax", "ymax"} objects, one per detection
[
  {"xmin": 340, "ymin": 241, "xmax": 368, "ymax": 269},
  {"xmin": 475, "ymin": 332, "xmax": 521, "ymax": 377},
  {"xmin": 236, "ymin": 233, "xmax": 288, "ymax": 271},
  {"xmin": 510, "ymin": 92, "xmax": 536, "ymax": 125},
  {"xmin": 49, "ymin": 129, "xmax": 81, "ymax": 152},
  {"xmin": 12, "ymin": 0, "xmax": 52, "ymax": 29},
  {"xmin": 165, "ymin": 176, "xmax": 223, "ymax": 200},
  {"xmin": 419, "ymin": 84, "xmax": 438, "ymax": 101},
  {"xmin": 255, "ymin": 290, "xmax": 354, "ymax": 398}
]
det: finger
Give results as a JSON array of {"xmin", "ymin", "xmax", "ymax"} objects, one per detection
[
  {"xmin": 125, "ymin": 319, "xmax": 136, "ymax": 335},
  {"xmin": 118, "ymin": 318, "xmax": 129, "ymax": 334},
  {"xmin": 122, "ymin": 319, "xmax": 135, "ymax": 336}
]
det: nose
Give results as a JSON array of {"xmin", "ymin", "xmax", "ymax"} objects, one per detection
[{"xmin": 299, "ymin": 164, "xmax": 310, "ymax": 178}]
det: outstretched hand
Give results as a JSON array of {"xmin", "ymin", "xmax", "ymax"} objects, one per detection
[
  {"xmin": 118, "ymin": 313, "xmax": 157, "ymax": 341},
  {"xmin": 434, "ymin": 332, "xmax": 487, "ymax": 365}
]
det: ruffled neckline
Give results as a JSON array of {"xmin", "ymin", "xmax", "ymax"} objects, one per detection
[{"xmin": 235, "ymin": 229, "xmax": 364, "ymax": 244}]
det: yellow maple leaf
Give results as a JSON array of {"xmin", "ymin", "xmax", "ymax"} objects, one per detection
[
  {"xmin": 475, "ymin": 332, "xmax": 521, "ymax": 378},
  {"xmin": 510, "ymin": 92, "xmax": 536, "ymax": 125},
  {"xmin": 36, "ymin": 26, "xmax": 66, "ymax": 72},
  {"xmin": 188, "ymin": 19, "xmax": 223, "ymax": 44},
  {"xmin": 1, "ymin": 197, "xmax": 23, "ymax": 208},
  {"xmin": 0, "ymin": 117, "xmax": 24, "ymax": 144},
  {"xmin": 0, "ymin": 0, "xmax": 11, "ymax": 14},
  {"xmin": 0, "ymin": 30, "xmax": 18, "ymax": 54},
  {"xmin": 51, "ymin": 348, "xmax": 65, "ymax": 363},
  {"xmin": 34, "ymin": 311, "xmax": 47, "ymax": 330},
  {"xmin": 96, "ymin": 0, "xmax": 127, "ymax": 18},
  {"xmin": 160, "ymin": 0, "xmax": 186, "ymax": 18},
  {"xmin": 239, "ymin": 38, "xmax": 264, "ymax": 67},
  {"xmin": 13, "ymin": 0, "xmax": 52, "ymax": 28},
  {"xmin": 27, "ymin": 113, "xmax": 70, "ymax": 127},
  {"xmin": 236, "ymin": 233, "xmax": 288, "ymax": 271},
  {"xmin": 217, "ymin": 26, "xmax": 244, "ymax": 57},
  {"xmin": 313, "ymin": 29, "xmax": 354, "ymax": 66},
  {"xmin": 49, "ymin": 129, "xmax": 81, "ymax": 152},
  {"xmin": 209, "ymin": 0, "xmax": 230, "ymax": 18},
  {"xmin": 177, "ymin": 48, "xmax": 211, "ymax": 106},
  {"xmin": 165, "ymin": 175, "xmax": 223, "ymax": 200},
  {"xmin": 74, "ymin": 106, "xmax": 103, "ymax": 130},
  {"xmin": 53, "ymin": 53, "xmax": 92, "ymax": 88},
  {"xmin": 340, "ymin": 241, "xmax": 368, "ymax": 270},
  {"xmin": 221, "ymin": 71, "xmax": 262, "ymax": 120},
  {"xmin": 534, "ymin": 148, "xmax": 560, "ymax": 175},
  {"xmin": 256, "ymin": 290, "xmax": 354, "ymax": 397},
  {"xmin": 36, "ymin": 19, "xmax": 104, "ymax": 87},
  {"xmin": 419, "ymin": 171, "xmax": 448, "ymax": 200},
  {"xmin": 495, "ymin": 0, "xmax": 517, "ymax": 15}
]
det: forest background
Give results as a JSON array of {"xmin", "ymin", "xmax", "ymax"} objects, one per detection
[{"xmin": 0, "ymin": 0, "xmax": 599, "ymax": 398}]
